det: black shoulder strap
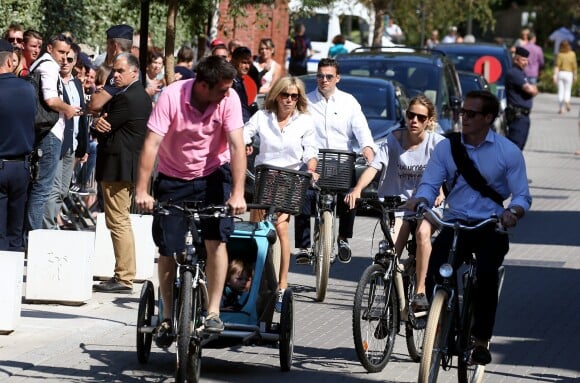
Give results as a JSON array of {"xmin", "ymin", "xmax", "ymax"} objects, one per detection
[
  {"xmin": 448, "ymin": 133, "xmax": 504, "ymax": 207},
  {"xmin": 29, "ymin": 58, "xmax": 51, "ymax": 74}
]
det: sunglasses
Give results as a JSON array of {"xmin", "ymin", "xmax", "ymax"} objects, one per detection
[
  {"xmin": 280, "ymin": 92, "xmax": 299, "ymax": 101},
  {"xmin": 316, "ymin": 73, "xmax": 335, "ymax": 81},
  {"xmin": 66, "ymin": 57, "xmax": 75, "ymax": 63},
  {"xmin": 460, "ymin": 108, "xmax": 485, "ymax": 118},
  {"xmin": 406, "ymin": 110, "xmax": 429, "ymax": 122},
  {"xmin": 9, "ymin": 37, "xmax": 23, "ymax": 44}
]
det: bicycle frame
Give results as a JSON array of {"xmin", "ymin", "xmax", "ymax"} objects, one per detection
[
  {"xmin": 417, "ymin": 204, "xmax": 503, "ymax": 382},
  {"xmin": 373, "ymin": 200, "xmax": 417, "ymax": 325}
]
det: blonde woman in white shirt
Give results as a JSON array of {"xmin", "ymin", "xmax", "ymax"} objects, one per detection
[{"xmin": 244, "ymin": 76, "xmax": 318, "ymax": 311}]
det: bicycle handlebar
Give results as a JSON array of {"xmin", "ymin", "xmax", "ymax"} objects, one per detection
[
  {"xmin": 416, "ymin": 202, "xmax": 505, "ymax": 233},
  {"xmin": 154, "ymin": 201, "xmax": 231, "ymax": 218},
  {"xmin": 356, "ymin": 195, "xmax": 406, "ymax": 212}
]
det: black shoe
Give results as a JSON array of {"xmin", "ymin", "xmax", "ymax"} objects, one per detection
[
  {"xmin": 471, "ymin": 345, "xmax": 492, "ymax": 365},
  {"xmin": 204, "ymin": 313, "xmax": 224, "ymax": 333},
  {"xmin": 337, "ymin": 239, "xmax": 352, "ymax": 263},
  {"xmin": 154, "ymin": 319, "xmax": 174, "ymax": 348},
  {"xmin": 411, "ymin": 293, "xmax": 430, "ymax": 317},
  {"xmin": 93, "ymin": 277, "xmax": 133, "ymax": 294},
  {"xmin": 294, "ymin": 249, "xmax": 310, "ymax": 265}
]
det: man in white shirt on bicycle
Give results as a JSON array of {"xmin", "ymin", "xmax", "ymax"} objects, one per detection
[{"xmin": 294, "ymin": 58, "xmax": 376, "ymax": 264}]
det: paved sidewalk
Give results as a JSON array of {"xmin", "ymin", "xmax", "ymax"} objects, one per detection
[{"xmin": 1, "ymin": 93, "xmax": 579, "ymax": 382}]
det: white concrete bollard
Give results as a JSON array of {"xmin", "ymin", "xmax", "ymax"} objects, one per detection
[
  {"xmin": 0, "ymin": 251, "xmax": 25, "ymax": 333},
  {"xmin": 25, "ymin": 230, "xmax": 95, "ymax": 303},
  {"xmin": 93, "ymin": 213, "xmax": 156, "ymax": 281}
]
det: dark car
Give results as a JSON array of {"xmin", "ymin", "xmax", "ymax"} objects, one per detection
[
  {"xmin": 433, "ymin": 43, "xmax": 511, "ymax": 108},
  {"xmin": 457, "ymin": 70, "xmax": 490, "ymax": 94},
  {"xmin": 299, "ymin": 74, "xmax": 409, "ymax": 146},
  {"xmin": 337, "ymin": 48, "xmax": 462, "ymax": 134},
  {"xmin": 434, "ymin": 43, "xmax": 512, "ymax": 134}
]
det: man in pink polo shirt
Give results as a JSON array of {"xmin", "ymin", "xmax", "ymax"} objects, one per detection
[{"xmin": 135, "ymin": 56, "xmax": 247, "ymax": 340}]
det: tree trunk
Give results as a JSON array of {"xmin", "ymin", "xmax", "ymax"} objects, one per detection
[
  {"xmin": 165, "ymin": 0, "xmax": 178, "ymax": 85},
  {"xmin": 373, "ymin": 7, "xmax": 385, "ymax": 49}
]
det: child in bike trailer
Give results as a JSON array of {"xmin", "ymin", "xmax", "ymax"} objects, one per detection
[
  {"xmin": 345, "ymin": 95, "xmax": 445, "ymax": 317},
  {"xmin": 221, "ymin": 259, "xmax": 254, "ymax": 310}
]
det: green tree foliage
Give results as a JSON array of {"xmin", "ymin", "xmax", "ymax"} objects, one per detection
[
  {"xmin": 365, "ymin": 0, "xmax": 502, "ymax": 47},
  {"xmin": 0, "ymin": 0, "xmax": 199, "ymax": 52}
]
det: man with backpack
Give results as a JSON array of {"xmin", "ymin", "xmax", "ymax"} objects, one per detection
[
  {"xmin": 25, "ymin": 33, "xmax": 81, "ymax": 232},
  {"xmin": 286, "ymin": 23, "xmax": 312, "ymax": 76}
]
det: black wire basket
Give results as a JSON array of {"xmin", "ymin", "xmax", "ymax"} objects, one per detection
[
  {"xmin": 316, "ymin": 149, "xmax": 357, "ymax": 191},
  {"xmin": 253, "ymin": 164, "xmax": 312, "ymax": 215}
]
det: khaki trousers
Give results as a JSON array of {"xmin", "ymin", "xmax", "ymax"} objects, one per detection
[{"xmin": 101, "ymin": 181, "xmax": 135, "ymax": 287}]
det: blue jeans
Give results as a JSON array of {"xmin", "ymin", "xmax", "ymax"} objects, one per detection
[
  {"xmin": 78, "ymin": 139, "xmax": 97, "ymax": 185},
  {"xmin": 26, "ymin": 132, "xmax": 62, "ymax": 231},
  {"xmin": 44, "ymin": 148, "xmax": 74, "ymax": 229}
]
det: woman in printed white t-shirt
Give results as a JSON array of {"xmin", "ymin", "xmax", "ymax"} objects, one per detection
[{"xmin": 345, "ymin": 95, "xmax": 445, "ymax": 316}]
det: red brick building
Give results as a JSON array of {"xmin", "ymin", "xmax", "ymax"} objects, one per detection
[{"xmin": 215, "ymin": 0, "xmax": 290, "ymax": 73}]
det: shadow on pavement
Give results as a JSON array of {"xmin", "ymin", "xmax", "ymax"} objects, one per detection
[{"xmin": 493, "ymin": 264, "xmax": 580, "ymax": 375}]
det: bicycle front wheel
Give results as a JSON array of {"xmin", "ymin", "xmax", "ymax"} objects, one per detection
[
  {"xmin": 418, "ymin": 290, "xmax": 450, "ymax": 383},
  {"xmin": 175, "ymin": 270, "xmax": 196, "ymax": 383},
  {"xmin": 314, "ymin": 210, "xmax": 333, "ymax": 302},
  {"xmin": 352, "ymin": 263, "xmax": 399, "ymax": 373}
]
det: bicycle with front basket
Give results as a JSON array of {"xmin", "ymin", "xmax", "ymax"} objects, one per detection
[
  {"xmin": 417, "ymin": 204, "xmax": 506, "ymax": 383},
  {"xmin": 306, "ymin": 149, "xmax": 357, "ymax": 302},
  {"xmin": 352, "ymin": 195, "xmax": 426, "ymax": 372}
]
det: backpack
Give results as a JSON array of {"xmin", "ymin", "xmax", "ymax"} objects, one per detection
[
  {"xmin": 291, "ymin": 35, "xmax": 307, "ymax": 60},
  {"xmin": 24, "ymin": 59, "xmax": 60, "ymax": 141}
]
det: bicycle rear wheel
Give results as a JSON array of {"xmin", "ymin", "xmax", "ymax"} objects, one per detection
[
  {"xmin": 404, "ymin": 260, "xmax": 424, "ymax": 362},
  {"xmin": 418, "ymin": 290, "xmax": 450, "ymax": 383},
  {"xmin": 457, "ymin": 281, "xmax": 477, "ymax": 383},
  {"xmin": 352, "ymin": 263, "xmax": 398, "ymax": 373},
  {"xmin": 136, "ymin": 280, "xmax": 155, "ymax": 364},
  {"xmin": 457, "ymin": 266, "xmax": 506, "ymax": 383},
  {"xmin": 314, "ymin": 210, "xmax": 332, "ymax": 302}
]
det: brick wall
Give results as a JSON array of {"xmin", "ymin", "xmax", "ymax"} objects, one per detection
[{"xmin": 216, "ymin": 0, "xmax": 289, "ymax": 74}]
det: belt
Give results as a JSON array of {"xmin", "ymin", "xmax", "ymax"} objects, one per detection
[
  {"xmin": 0, "ymin": 155, "xmax": 28, "ymax": 161},
  {"xmin": 507, "ymin": 105, "xmax": 530, "ymax": 115}
]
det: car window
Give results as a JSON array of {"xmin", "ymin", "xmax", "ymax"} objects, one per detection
[
  {"xmin": 340, "ymin": 60, "xmax": 440, "ymax": 98},
  {"xmin": 339, "ymin": 82, "xmax": 392, "ymax": 120}
]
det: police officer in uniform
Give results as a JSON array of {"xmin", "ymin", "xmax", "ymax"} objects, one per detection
[
  {"xmin": 505, "ymin": 46, "xmax": 538, "ymax": 150},
  {"xmin": 0, "ymin": 39, "xmax": 36, "ymax": 251}
]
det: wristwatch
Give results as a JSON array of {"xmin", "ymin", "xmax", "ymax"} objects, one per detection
[{"xmin": 508, "ymin": 207, "xmax": 519, "ymax": 218}]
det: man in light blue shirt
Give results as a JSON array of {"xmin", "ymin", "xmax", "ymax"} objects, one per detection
[{"xmin": 407, "ymin": 90, "xmax": 531, "ymax": 366}]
